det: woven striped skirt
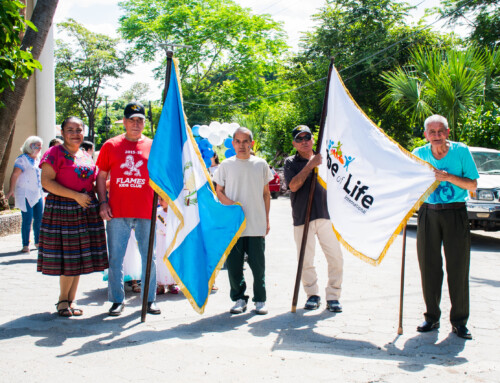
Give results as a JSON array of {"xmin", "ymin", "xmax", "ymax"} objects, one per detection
[{"xmin": 37, "ymin": 193, "xmax": 109, "ymax": 276}]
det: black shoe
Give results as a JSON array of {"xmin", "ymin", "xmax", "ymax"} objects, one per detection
[
  {"xmin": 452, "ymin": 325, "xmax": 472, "ymax": 340},
  {"xmin": 108, "ymin": 302, "xmax": 125, "ymax": 316},
  {"xmin": 304, "ymin": 295, "xmax": 321, "ymax": 310},
  {"xmin": 326, "ymin": 300, "xmax": 342, "ymax": 313},
  {"xmin": 417, "ymin": 320, "xmax": 440, "ymax": 332},
  {"xmin": 147, "ymin": 302, "xmax": 161, "ymax": 315}
]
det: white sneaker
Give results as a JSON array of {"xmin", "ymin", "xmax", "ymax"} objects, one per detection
[
  {"xmin": 230, "ymin": 299, "xmax": 247, "ymax": 314},
  {"xmin": 255, "ymin": 301, "xmax": 268, "ymax": 315}
]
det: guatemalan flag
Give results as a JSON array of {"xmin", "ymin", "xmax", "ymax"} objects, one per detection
[{"xmin": 148, "ymin": 60, "xmax": 246, "ymax": 313}]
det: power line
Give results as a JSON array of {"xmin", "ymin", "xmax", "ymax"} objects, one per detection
[{"xmin": 182, "ymin": 0, "xmax": 475, "ymax": 109}]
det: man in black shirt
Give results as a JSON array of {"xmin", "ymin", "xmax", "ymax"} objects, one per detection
[{"xmin": 284, "ymin": 125, "xmax": 344, "ymax": 312}]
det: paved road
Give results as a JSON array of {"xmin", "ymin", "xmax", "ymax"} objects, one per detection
[{"xmin": 1, "ymin": 197, "xmax": 499, "ymax": 382}]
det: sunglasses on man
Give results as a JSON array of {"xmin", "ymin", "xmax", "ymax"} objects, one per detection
[{"xmin": 294, "ymin": 133, "xmax": 312, "ymax": 143}]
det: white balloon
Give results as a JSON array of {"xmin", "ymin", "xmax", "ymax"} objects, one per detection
[
  {"xmin": 209, "ymin": 121, "xmax": 221, "ymax": 129},
  {"xmin": 227, "ymin": 123, "xmax": 239, "ymax": 135},
  {"xmin": 208, "ymin": 132, "xmax": 224, "ymax": 146},
  {"xmin": 221, "ymin": 122, "xmax": 230, "ymax": 129},
  {"xmin": 199, "ymin": 124, "xmax": 210, "ymax": 138}
]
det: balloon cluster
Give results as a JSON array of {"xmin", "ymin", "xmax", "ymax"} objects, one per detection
[{"xmin": 192, "ymin": 121, "xmax": 239, "ymax": 167}]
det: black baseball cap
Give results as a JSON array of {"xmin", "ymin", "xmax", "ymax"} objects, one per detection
[
  {"xmin": 124, "ymin": 102, "xmax": 145, "ymax": 119},
  {"xmin": 292, "ymin": 125, "xmax": 312, "ymax": 139}
]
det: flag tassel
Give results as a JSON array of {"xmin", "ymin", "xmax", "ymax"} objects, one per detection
[
  {"xmin": 141, "ymin": 50, "xmax": 174, "ymax": 323},
  {"xmin": 291, "ymin": 57, "xmax": 335, "ymax": 313}
]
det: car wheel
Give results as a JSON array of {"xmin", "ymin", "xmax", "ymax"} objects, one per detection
[{"xmin": 271, "ymin": 192, "xmax": 279, "ymax": 199}]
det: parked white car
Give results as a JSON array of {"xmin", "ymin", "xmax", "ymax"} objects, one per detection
[{"xmin": 467, "ymin": 147, "xmax": 500, "ymax": 231}]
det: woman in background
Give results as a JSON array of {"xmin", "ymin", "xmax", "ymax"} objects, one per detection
[{"xmin": 6, "ymin": 136, "xmax": 44, "ymax": 252}]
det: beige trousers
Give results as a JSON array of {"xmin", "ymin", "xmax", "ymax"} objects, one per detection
[{"xmin": 293, "ymin": 219, "xmax": 343, "ymax": 300}]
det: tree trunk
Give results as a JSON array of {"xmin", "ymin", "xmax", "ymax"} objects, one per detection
[{"xmin": 0, "ymin": 0, "xmax": 59, "ymax": 176}]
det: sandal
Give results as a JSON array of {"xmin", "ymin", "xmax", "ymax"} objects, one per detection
[
  {"xmin": 167, "ymin": 284, "xmax": 180, "ymax": 294},
  {"xmin": 156, "ymin": 285, "xmax": 166, "ymax": 295},
  {"xmin": 55, "ymin": 300, "xmax": 73, "ymax": 317},
  {"xmin": 68, "ymin": 301, "xmax": 83, "ymax": 316},
  {"xmin": 131, "ymin": 281, "xmax": 141, "ymax": 293}
]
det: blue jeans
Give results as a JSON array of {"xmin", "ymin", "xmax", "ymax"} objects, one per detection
[
  {"xmin": 21, "ymin": 197, "xmax": 43, "ymax": 247},
  {"xmin": 106, "ymin": 218, "xmax": 157, "ymax": 303}
]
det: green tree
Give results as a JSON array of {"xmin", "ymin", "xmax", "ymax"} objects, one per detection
[
  {"xmin": 380, "ymin": 45, "xmax": 499, "ymax": 142},
  {"xmin": 284, "ymin": 0, "xmax": 452, "ymax": 149},
  {"xmin": 118, "ymin": 0, "xmax": 288, "ymax": 124},
  {"xmin": 0, "ymin": 0, "xmax": 59, "ymax": 210},
  {"xmin": 439, "ymin": 0, "xmax": 499, "ymax": 48},
  {"xmin": 460, "ymin": 103, "xmax": 500, "ymax": 148},
  {"xmin": 55, "ymin": 19, "xmax": 131, "ymax": 141},
  {"xmin": 0, "ymin": 0, "xmax": 40, "ymax": 101},
  {"xmin": 120, "ymin": 82, "xmax": 150, "ymax": 104}
]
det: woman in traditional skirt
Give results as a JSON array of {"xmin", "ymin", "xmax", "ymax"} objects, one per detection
[{"xmin": 37, "ymin": 117, "xmax": 108, "ymax": 317}]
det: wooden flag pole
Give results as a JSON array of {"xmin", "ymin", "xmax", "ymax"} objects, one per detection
[
  {"xmin": 291, "ymin": 58, "xmax": 335, "ymax": 313},
  {"xmin": 141, "ymin": 50, "xmax": 174, "ymax": 323},
  {"xmin": 397, "ymin": 225, "xmax": 407, "ymax": 334}
]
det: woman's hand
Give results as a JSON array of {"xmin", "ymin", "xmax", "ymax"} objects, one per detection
[{"xmin": 74, "ymin": 192, "xmax": 91, "ymax": 209}]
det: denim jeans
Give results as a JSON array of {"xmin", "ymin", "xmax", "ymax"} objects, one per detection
[
  {"xmin": 21, "ymin": 197, "xmax": 43, "ymax": 247},
  {"xmin": 106, "ymin": 218, "xmax": 157, "ymax": 303}
]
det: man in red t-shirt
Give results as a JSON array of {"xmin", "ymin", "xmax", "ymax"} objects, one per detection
[{"xmin": 96, "ymin": 102, "xmax": 160, "ymax": 316}]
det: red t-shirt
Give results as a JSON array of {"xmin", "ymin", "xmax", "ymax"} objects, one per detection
[
  {"xmin": 96, "ymin": 134, "xmax": 154, "ymax": 219},
  {"xmin": 40, "ymin": 145, "xmax": 96, "ymax": 192}
]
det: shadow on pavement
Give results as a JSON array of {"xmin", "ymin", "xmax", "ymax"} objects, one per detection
[
  {"xmin": 0, "ymin": 250, "xmax": 27, "ymax": 258},
  {"xmin": 0, "ymin": 307, "xmax": 463, "ymax": 370},
  {"xmin": 470, "ymin": 232, "xmax": 500, "ymax": 252},
  {"xmin": 386, "ymin": 332, "xmax": 467, "ymax": 371},
  {"xmin": 470, "ymin": 276, "xmax": 500, "ymax": 288},
  {"xmin": 0, "ymin": 311, "xmax": 140, "ymax": 348},
  {"xmin": 0, "ymin": 258, "xmax": 37, "ymax": 266}
]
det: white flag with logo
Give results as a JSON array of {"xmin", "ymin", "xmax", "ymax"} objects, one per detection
[{"xmin": 317, "ymin": 66, "xmax": 438, "ymax": 265}]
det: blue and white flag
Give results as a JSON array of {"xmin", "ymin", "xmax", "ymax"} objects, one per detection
[{"xmin": 148, "ymin": 60, "xmax": 245, "ymax": 313}]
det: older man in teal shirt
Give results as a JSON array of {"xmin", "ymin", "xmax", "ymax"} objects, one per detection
[{"xmin": 412, "ymin": 115, "xmax": 479, "ymax": 340}]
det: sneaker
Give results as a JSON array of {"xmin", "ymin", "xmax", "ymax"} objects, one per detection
[
  {"xmin": 147, "ymin": 302, "xmax": 161, "ymax": 315},
  {"xmin": 230, "ymin": 299, "xmax": 247, "ymax": 314},
  {"xmin": 255, "ymin": 302, "xmax": 268, "ymax": 315},
  {"xmin": 108, "ymin": 302, "xmax": 125, "ymax": 316},
  {"xmin": 304, "ymin": 295, "xmax": 321, "ymax": 310},
  {"xmin": 326, "ymin": 300, "xmax": 342, "ymax": 313}
]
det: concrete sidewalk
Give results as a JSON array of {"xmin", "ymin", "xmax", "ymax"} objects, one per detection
[{"xmin": 1, "ymin": 197, "xmax": 499, "ymax": 382}]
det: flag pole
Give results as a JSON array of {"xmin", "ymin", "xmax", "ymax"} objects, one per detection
[
  {"xmin": 141, "ymin": 50, "xmax": 174, "ymax": 322},
  {"xmin": 291, "ymin": 57, "xmax": 335, "ymax": 313},
  {"xmin": 397, "ymin": 225, "xmax": 407, "ymax": 334}
]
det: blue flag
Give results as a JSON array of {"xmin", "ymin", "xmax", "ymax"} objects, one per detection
[{"xmin": 148, "ymin": 60, "xmax": 245, "ymax": 313}]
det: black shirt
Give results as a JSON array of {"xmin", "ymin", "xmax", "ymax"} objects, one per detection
[{"xmin": 283, "ymin": 153, "xmax": 330, "ymax": 226}]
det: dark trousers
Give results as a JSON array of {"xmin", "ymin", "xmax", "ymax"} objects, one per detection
[
  {"xmin": 416, "ymin": 205, "xmax": 470, "ymax": 326},
  {"xmin": 226, "ymin": 236, "xmax": 266, "ymax": 303}
]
